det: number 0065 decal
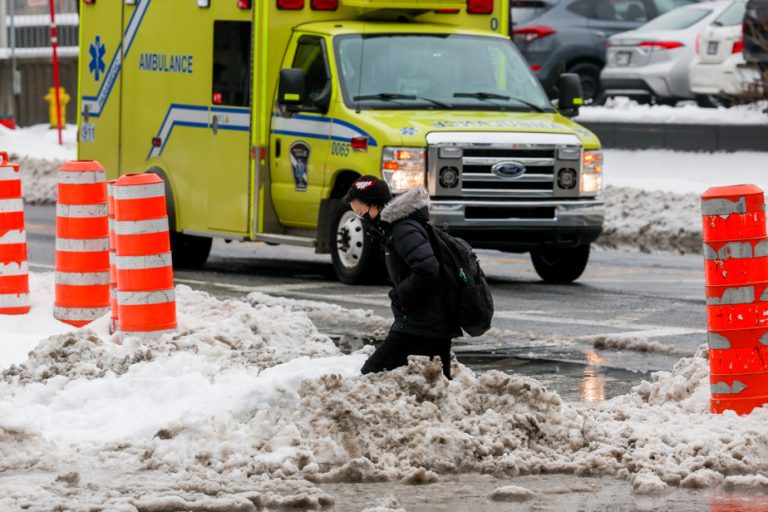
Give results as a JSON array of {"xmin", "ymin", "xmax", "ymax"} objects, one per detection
[{"xmin": 331, "ymin": 141, "xmax": 350, "ymax": 157}]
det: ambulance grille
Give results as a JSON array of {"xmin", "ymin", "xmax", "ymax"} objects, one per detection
[{"xmin": 460, "ymin": 146, "xmax": 556, "ymax": 199}]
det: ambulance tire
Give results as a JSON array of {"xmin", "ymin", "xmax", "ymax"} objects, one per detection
[
  {"xmin": 331, "ymin": 205, "xmax": 384, "ymax": 284},
  {"xmin": 530, "ymin": 244, "xmax": 590, "ymax": 283},
  {"xmin": 170, "ymin": 232, "xmax": 212, "ymax": 269}
]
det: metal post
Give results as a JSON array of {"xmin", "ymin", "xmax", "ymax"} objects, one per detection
[
  {"xmin": 10, "ymin": 0, "xmax": 22, "ymax": 124},
  {"xmin": 47, "ymin": 0, "xmax": 62, "ymax": 145}
]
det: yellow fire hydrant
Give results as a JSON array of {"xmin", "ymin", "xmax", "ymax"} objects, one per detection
[{"xmin": 43, "ymin": 87, "xmax": 70, "ymax": 129}]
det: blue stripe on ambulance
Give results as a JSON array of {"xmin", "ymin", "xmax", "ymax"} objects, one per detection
[
  {"xmin": 147, "ymin": 104, "xmax": 250, "ymax": 160},
  {"xmin": 271, "ymin": 113, "xmax": 378, "ymax": 146},
  {"xmin": 81, "ymin": 0, "xmax": 152, "ymax": 118}
]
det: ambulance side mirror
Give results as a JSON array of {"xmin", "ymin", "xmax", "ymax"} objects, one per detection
[
  {"xmin": 278, "ymin": 68, "xmax": 306, "ymax": 113},
  {"xmin": 556, "ymin": 73, "xmax": 583, "ymax": 118}
]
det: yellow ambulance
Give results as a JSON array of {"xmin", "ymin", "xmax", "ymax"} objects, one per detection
[{"xmin": 77, "ymin": 0, "xmax": 604, "ymax": 283}]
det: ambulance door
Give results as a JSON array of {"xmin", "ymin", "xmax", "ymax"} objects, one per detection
[
  {"xmin": 77, "ymin": 0, "xmax": 123, "ymax": 174},
  {"xmin": 270, "ymin": 35, "xmax": 332, "ymax": 228},
  {"xmin": 206, "ymin": 20, "xmax": 253, "ymax": 234}
]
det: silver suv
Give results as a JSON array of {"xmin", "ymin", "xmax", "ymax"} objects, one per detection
[{"xmin": 512, "ymin": 0, "xmax": 697, "ymax": 101}]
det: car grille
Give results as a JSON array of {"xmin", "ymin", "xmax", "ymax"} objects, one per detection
[{"xmin": 460, "ymin": 146, "xmax": 556, "ymax": 198}]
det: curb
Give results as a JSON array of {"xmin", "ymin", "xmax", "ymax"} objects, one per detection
[{"xmin": 580, "ymin": 122, "xmax": 768, "ymax": 152}]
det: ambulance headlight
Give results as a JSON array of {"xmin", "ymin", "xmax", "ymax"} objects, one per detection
[
  {"xmin": 580, "ymin": 150, "xmax": 603, "ymax": 195},
  {"xmin": 381, "ymin": 147, "xmax": 426, "ymax": 193}
]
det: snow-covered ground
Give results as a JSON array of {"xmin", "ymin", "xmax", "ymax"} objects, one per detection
[
  {"xmin": 576, "ymin": 97, "xmax": 768, "ymax": 125},
  {"xmin": 1, "ymin": 122, "xmax": 768, "ymax": 508},
  {"xmin": 2, "ymin": 273, "xmax": 768, "ymax": 510}
]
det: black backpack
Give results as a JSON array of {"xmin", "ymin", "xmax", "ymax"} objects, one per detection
[{"xmin": 426, "ymin": 225, "xmax": 494, "ymax": 337}]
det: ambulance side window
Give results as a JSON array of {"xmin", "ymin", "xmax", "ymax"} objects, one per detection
[
  {"xmin": 212, "ymin": 21, "xmax": 252, "ymax": 107},
  {"xmin": 292, "ymin": 36, "xmax": 331, "ymax": 114}
]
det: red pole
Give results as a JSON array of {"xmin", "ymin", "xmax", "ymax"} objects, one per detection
[{"xmin": 48, "ymin": 0, "xmax": 63, "ymax": 146}]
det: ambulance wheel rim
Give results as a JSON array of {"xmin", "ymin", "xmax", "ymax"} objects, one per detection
[{"xmin": 336, "ymin": 210, "xmax": 365, "ymax": 269}]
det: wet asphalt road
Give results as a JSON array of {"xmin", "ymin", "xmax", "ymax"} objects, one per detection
[{"xmin": 26, "ymin": 204, "xmax": 707, "ymax": 402}]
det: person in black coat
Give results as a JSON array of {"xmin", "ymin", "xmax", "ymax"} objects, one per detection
[{"xmin": 344, "ymin": 175, "xmax": 461, "ymax": 378}]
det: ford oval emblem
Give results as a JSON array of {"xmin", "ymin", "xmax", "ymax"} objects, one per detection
[{"xmin": 492, "ymin": 161, "xmax": 526, "ymax": 179}]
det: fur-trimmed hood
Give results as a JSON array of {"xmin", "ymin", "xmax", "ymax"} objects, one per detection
[{"xmin": 380, "ymin": 187, "xmax": 430, "ymax": 224}]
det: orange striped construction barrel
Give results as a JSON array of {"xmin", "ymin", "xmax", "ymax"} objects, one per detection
[
  {"xmin": 0, "ymin": 152, "xmax": 30, "ymax": 314},
  {"xmin": 107, "ymin": 180, "xmax": 118, "ymax": 334},
  {"xmin": 702, "ymin": 184, "xmax": 768, "ymax": 414},
  {"xmin": 113, "ymin": 173, "xmax": 176, "ymax": 339},
  {"xmin": 54, "ymin": 160, "xmax": 110, "ymax": 327}
]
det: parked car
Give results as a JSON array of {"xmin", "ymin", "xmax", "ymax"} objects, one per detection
[
  {"xmin": 601, "ymin": 1, "xmax": 732, "ymax": 103},
  {"xmin": 511, "ymin": 0, "xmax": 697, "ymax": 102},
  {"xmin": 689, "ymin": 0, "xmax": 758, "ymax": 107},
  {"xmin": 744, "ymin": 0, "xmax": 768, "ymax": 70}
]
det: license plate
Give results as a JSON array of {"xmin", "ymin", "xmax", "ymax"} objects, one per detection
[
  {"xmin": 616, "ymin": 51, "xmax": 631, "ymax": 66},
  {"xmin": 707, "ymin": 41, "xmax": 718, "ymax": 55}
]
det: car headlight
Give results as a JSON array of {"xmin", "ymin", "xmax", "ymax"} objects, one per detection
[
  {"xmin": 581, "ymin": 150, "xmax": 603, "ymax": 195},
  {"xmin": 381, "ymin": 147, "xmax": 425, "ymax": 193}
]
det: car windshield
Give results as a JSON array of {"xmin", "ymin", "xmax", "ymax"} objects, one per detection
[
  {"xmin": 713, "ymin": 1, "xmax": 746, "ymax": 25},
  {"xmin": 639, "ymin": 7, "xmax": 713, "ymax": 30},
  {"xmin": 333, "ymin": 34, "xmax": 551, "ymax": 112}
]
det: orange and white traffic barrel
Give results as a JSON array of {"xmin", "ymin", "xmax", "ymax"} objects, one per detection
[
  {"xmin": 107, "ymin": 180, "xmax": 118, "ymax": 334},
  {"xmin": 113, "ymin": 173, "xmax": 176, "ymax": 339},
  {"xmin": 54, "ymin": 160, "xmax": 110, "ymax": 327},
  {"xmin": 0, "ymin": 152, "xmax": 29, "ymax": 314},
  {"xmin": 702, "ymin": 184, "xmax": 768, "ymax": 414}
]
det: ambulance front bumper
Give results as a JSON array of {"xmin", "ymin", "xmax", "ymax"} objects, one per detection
[{"xmin": 428, "ymin": 197, "xmax": 604, "ymax": 252}]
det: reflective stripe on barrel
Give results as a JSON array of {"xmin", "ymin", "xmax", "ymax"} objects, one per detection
[
  {"xmin": 55, "ymin": 161, "xmax": 110, "ymax": 327},
  {"xmin": 704, "ymin": 239, "xmax": 768, "ymax": 286},
  {"xmin": 0, "ymin": 152, "xmax": 29, "ymax": 315},
  {"xmin": 114, "ymin": 173, "xmax": 176, "ymax": 337}
]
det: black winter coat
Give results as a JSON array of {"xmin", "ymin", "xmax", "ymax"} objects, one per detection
[{"xmin": 379, "ymin": 188, "xmax": 462, "ymax": 339}]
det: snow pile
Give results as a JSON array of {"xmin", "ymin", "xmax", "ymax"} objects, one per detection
[
  {"xmin": 599, "ymin": 185, "xmax": 702, "ymax": 254},
  {"xmin": 248, "ymin": 291, "xmax": 389, "ymax": 335},
  {"xmin": 2, "ymin": 275, "xmax": 768, "ymax": 509},
  {"xmin": 577, "ymin": 97, "xmax": 768, "ymax": 125},
  {"xmin": 488, "ymin": 485, "xmax": 537, "ymax": 502},
  {"xmin": 0, "ymin": 123, "xmax": 77, "ymax": 161}
]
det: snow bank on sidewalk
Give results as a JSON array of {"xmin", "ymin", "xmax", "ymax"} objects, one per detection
[
  {"xmin": 2, "ymin": 275, "xmax": 768, "ymax": 510},
  {"xmin": 577, "ymin": 97, "xmax": 768, "ymax": 125}
]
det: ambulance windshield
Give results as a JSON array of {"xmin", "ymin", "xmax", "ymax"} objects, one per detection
[{"xmin": 334, "ymin": 34, "xmax": 551, "ymax": 112}]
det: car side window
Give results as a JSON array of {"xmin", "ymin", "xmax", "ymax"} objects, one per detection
[
  {"xmin": 567, "ymin": 0, "xmax": 594, "ymax": 17},
  {"xmin": 594, "ymin": 0, "xmax": 649, "ymax": 21},
  {"xmin": 651, "ymin": 0, "xmax": 696, "ymax": 15},
  {"xmin": 292, "ymin": 36, "xmax": 331, "ymax": 113}
]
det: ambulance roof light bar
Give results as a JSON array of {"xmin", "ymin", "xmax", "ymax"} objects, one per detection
[
  {"xmin": 83, "ymin": 0, "xmax": 95, "ymax": 4},
  {"xmin": 467, "ymin": 0, "xmax": 493, "ymax": 14},
  {"xmin": 277, "ymin": 0, "xmax": 305, "ymax": 9},
  {"xmin": 312, "ymin": 0, "xmax": 338, "ymax": 9},
  {"xmin": 238, "ymin": 0, "xmax": 252, "ymax": 8}
]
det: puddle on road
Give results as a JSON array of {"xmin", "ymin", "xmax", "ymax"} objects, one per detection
[
  {"xmin": 458, "ymin": 352, "xmax": 650, "ymax": 403},
  {"xmin": 321, "ymin": 473, "xmax": 768, "ymax": 512},
  {"xmin": 330, "ymin": 335, "xmax": 650, "ymax": 403}
]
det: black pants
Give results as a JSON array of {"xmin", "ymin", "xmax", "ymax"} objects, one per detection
[{"xmin": 361, "ymin": 329, "xmax": 452, "ymax": 379}]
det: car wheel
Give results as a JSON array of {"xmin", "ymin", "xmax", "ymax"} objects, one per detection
[
  {"xmin": 331, "ymin": 205, "xmax": 384, "ymax": 284},
  {"xmin": 696, "ymin": 94, "xmax": 732, "ymax": 108},
  {"xmin": 530, "ymin": 245, "xmax": 590, "ymax": 283},
  {"xmin": 170, "ymin": 232, "xmax": 212, "ymax": 269},
  {"xmin": 567, "ymin": 62, "xmax": 602, "ymax": 103}
]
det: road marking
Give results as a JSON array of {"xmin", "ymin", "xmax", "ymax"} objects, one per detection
[{"xmin": 492, "ymin": 311, "xmax": 704, "ymax": 337}]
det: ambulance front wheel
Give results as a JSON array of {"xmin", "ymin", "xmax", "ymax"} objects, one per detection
[
  {"xmin": 331, "ymin": 206, "xmax": 382, "ymax": 284},
  {"xmin": 170, "ymin": 232, "xmax": 212, "ymax": 269},
  {"xmin": 530, "ymin": 244, "xmax": 590, "ymax": 283}
]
